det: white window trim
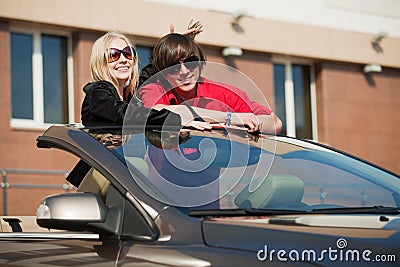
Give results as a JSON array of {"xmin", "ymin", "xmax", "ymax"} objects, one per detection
[
  {"xmin": 10, "ymin": 27, "xmax": 74, "ymax": 130},
  {"xmin": 272, "ymin": 56, "xmax": 318, "ymax": 140}
]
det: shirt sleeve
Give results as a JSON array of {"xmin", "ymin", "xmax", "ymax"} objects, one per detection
[
  {"xmin": 86, "ymin": 82, "xmax": 127, "ymax": 124},
  {"xmin": 222, "ymin": 83, "xmax": 272, "ymax": 115},
  {"xmin": 248, "ymin": 100, "xmax": 272, "ymax": 115},
  {"xmin": 139, "ymin": 83, "xmax": 170, "ymax": 108},
  {"xmin": 138, "ymin": 63, "xmax": 155, "ymax": 88},
  {"xmin": 125, "ymin": 103, "xmax": 181, "ymax": 126},
  {"xmin": 82, "ymin": 81, "xmax": 181, "ymax": 127}
]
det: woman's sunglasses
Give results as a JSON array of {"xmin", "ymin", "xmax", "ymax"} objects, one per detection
[
  {"xmin": 165, "ymin": 55, "xmax": 200, "ymax": 74},
  {"xmin": 107, "ymin": 46, "xmax": 137, "ymax": 63}
]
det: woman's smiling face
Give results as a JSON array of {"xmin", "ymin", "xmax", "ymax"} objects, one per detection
[{"xmin": 108, "ymin": 38, "xmax": 133, "ymax": 85}]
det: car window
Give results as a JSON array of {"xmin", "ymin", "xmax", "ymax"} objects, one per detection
[
  {"xmin": 269, "ymin": 155, "xmax": 397, "ymax": 208},
  {"xmin": 118, "ymin": 130, "xmax": 400, "ymax": 213}
]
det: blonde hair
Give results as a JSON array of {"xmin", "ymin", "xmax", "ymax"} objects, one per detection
[{"xmin": 90, "ymin": 31, "xmax": 139, "ymax": 101}]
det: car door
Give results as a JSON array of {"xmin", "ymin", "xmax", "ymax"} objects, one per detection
[{"xmin": 0, "ymin": 125, "xmax": 165, "ymax": 266}]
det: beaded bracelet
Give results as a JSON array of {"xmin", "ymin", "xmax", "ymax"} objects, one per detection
[{"xmin": 226, "ymin": 111, "xmax": 232, "ymax": 126}]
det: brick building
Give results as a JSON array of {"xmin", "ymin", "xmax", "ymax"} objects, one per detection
[{"xmin": 0, "ymin": 0, "xmax": 399, "ymax": 215}]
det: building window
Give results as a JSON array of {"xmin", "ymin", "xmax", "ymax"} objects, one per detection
[
  {"xmin": 10, "ymin": 30, "xmax": 72, "ymax": 129},
  {"xmin": 42, "ymin": 34, "xmax": 69, "ymax": 124},
  {"xmin": 136, "ymin": 45, "xmax": 153, "ymax": 72},
  {"xmin": 273, "ymin": 60, "xmax": 316, "ymax": 139},
  {"xmin": 11, "ymin": 33, "xmax": 33, "ymax": 120}
]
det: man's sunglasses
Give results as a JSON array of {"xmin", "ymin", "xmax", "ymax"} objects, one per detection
[
  {"xmin": 107, "ymin": 46, "xmax": 137, "ymax": 63},
  {"xmin": 165, "ymin": 55, "xmax": 200, "ymax": 74}
]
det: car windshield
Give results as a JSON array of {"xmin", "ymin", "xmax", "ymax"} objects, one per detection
[{"xmin": 111, "ymin": 128, "xmax": 400, "ymax": 215}]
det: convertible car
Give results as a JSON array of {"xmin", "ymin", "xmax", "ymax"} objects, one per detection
[{"xmin": 0, "ymin": 124, "xmax": 399, "ymax": 266}]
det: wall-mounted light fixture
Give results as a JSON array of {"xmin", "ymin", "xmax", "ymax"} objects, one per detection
[
  {"xmin": 222, "ymin": 46, "xmax": 243, "ymax": 57},
  {"xmin": 371, "ymin": 32, "xmax": 387, "ymax": 53},
  {"xmin": 363, "ymin": 63, "xmax": 382, "ymax": 74},
  {"xmin": 231, "ymin": 10, "xmax": 246, "ymax": 32}
]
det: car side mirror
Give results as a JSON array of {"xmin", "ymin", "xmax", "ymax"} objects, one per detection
[{"xmin": 36, "ymin": 192, "xmax": 117, "ymax": 234}]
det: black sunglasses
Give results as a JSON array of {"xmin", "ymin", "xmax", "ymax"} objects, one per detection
[
  {"xmin": 165, "ymin": 55, "xmax": 200, "ymax": 74},
  {"xmin": 107, "ymin": 46, "xmax": 137, "ymax": 63}
]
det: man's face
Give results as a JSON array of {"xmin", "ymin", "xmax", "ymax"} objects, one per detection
[{"xmin": 164, "ymin": 55, "xmax": 200, "ymax": 92}]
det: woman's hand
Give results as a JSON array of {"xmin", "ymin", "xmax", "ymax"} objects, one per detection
[
  {"xmin": 169, "ymin": 20, "xmax": 203, "ymax": 38},
  {"xmin": 169, "ymin": 24, "xmax": 201, "ymax": 35},
  {"xmin": 154, "ymin": 104, "xmax": 211, "ymax": 131}
]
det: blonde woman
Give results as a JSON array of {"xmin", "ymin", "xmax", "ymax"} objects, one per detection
[{"xmin": 81, "ymin": 31, "xmax": 210, "ymax": 130}]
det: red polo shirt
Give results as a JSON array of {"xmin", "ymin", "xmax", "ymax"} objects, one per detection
[{"xmin": 139, "ymin": 77, "xmax": 272, "ymax": 115}]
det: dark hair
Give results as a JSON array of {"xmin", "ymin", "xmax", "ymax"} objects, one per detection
[{"xmin": 152, "ymin": 33, "xmax": 206, "ymax": 73}]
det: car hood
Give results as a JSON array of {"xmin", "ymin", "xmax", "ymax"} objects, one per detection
[{"xmin": 202, "ymin": 214, "xmax": 400, "ymax": 255}]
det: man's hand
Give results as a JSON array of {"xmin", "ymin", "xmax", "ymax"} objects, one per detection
[{"xmin": 231, "ymin": 113, "xmax": 262, "ymax": 132}]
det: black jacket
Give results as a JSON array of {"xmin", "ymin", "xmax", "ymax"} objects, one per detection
[{"xmin": 81, "ymin": 81, "xmax": 181, "ymax": 128}]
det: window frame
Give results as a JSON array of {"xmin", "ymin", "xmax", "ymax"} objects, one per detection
[
  {"xmin": 10, "ymin": 27, "xmax": 74, "ymax": 130},
  {"xmin": 272, "ymin": 56, "xmax": 318, "ymax": 140}
]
